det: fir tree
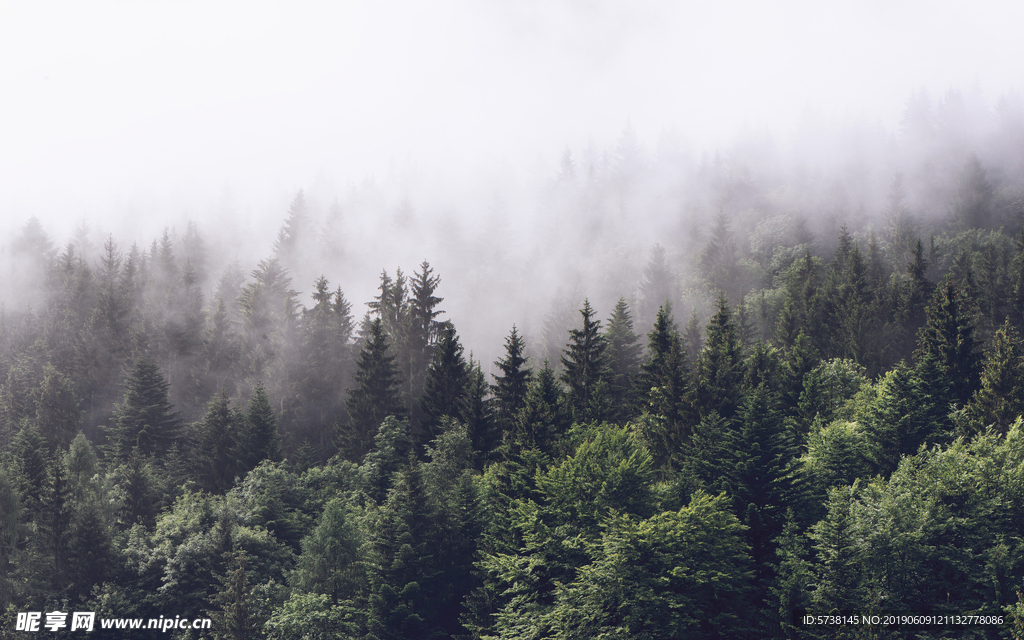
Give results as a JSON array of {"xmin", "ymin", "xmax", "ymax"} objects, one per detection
[
  {"xmin": 636, "ymin": 304, "xmax": 690, "ymax": 473},
  {"xmin": 491, "ymin": 325, "xmax": 532, "ymax": 436},
  {"xmin": 560, "ymin": 300, "xmax": 608, "ymax": 424},
  {"xmin": 235, "ymin": 381, "xmax": 282, "ymax": 474},
  {"xmin": 695, "ymin": 294, "xmax": 745, "ymax": 420},
  {"xmin": 419, "ymin": 322, "xmax": 468, "ymax": 446},
  {"xmin": 191, "ymin": 390, "xmax": 245, "ymax": 493},
  {"xmin": 345, "ymin": 318, "xmax": 405, "ymax": 461},
  {"xmin": 107, "ymin": 357, "xmax": 180, "ymax": 460},
  {"xmin": 966, "ymin": 320, "xmax": 1024, "ymax": 433},
  {"xmin": 914, "ymin": 276, "xmax": 980, "ymax": 406},
  {"xmin": 604, "ymin": 297, "xmax": 642, "ymax": 422}
]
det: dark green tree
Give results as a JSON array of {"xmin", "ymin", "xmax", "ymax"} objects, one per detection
[
  {"xmin": 491, "ymin": 325, "xmax": 532, "ymax": 439},
  {"xmin": 560, "ymin": 300, "xmax": 609, "ymax": 424},
  {"xmin": 636, "ymin": 304, "xmax": 690, "ymax": 473},
  {"xmin": 603, "ymin": 297, "xmax": 642, "ymax": 422},
  {"xmin": 106, "ymin": 356, "xmax": 180, "ymax": 460},
  {"xmin": 234, "ymin": 381, "xmax": 282, "ymax": 474},
  {"xmin": 696, "ymin": 294, "xmax": 745, "ymax": 420},
  {"xmin": 419, "ymin": 322, "xmax": 468, "ymax": 446},
  {"xmin": 345, "ymin": 318, "xmax": 406, "ymax": 461},
  {"xmin": 191, "ymin": 390, "xmax": 245, "ymax": 493},
  {"xmin": 914, "ymin": 276, "xmax": 980, "ymax": 406}
]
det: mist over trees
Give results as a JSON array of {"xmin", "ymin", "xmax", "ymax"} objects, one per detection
[{"xmin": 3, "ymin": 87, "xmax": 1024, "ymax": 637}]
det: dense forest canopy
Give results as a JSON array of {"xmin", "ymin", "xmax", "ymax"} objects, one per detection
[{"xmin": 3, "ymin": 87, "xmax": 1024, "ymax": 638}]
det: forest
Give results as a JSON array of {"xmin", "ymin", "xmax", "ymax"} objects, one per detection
[{"xmin": 4, "ymin": 89, "xmax": 1024, "ymax": 639}]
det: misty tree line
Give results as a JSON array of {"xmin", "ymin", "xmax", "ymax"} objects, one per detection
[{"xmin": 3, "ymin": 90, "xmax": 1024, "ymax": 636}]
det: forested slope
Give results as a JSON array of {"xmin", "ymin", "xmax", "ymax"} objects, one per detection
[{"xmin": 3, "ymin": 95, "xmax": 1024, "ymax": 638}]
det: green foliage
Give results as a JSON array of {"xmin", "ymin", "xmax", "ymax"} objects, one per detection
[
  {"xmin": 604, "ymin": 297, "xmax": 642, "ymax": 422},
  {"xmin": 420, "ymin": 321, "xmax": 468, "ymax": 444},
  {"xmin": 292, "ymin": 498, "xmax": 363, "ymax": 602},
  {"xmin": 797, "ymin": 358, "xmax": 869, "ymax": 429},
  {"xmin": 264, "ymin": 592, "xmax": 361, "ymax": 640},
  {"xmin": 561, "ymin": 300, "xmax": 609, "ymax": 424},
  {"xmin": 236, "ymin": 381, "xmax": 282, "ymax": 473},
  {"xmin": 106, "ymin": 356, "xmax": 180, "ymax": 460},
  {"xmin": 549, "ymin": 492, "xmax": 755, "ymax": 640},
  {"xmin": 492, "ymin": 325, "xmax": 532, "ymax": 438},
  {"xmin": 344, "ymin": 318, "xmax": 405, "ymax": 461},
  {"xmin": 966, "ymin": 319, "xmax": 1024, "ymax": 433},
  {"xmin": 696, "ymin": 294, "xmax": 745, "ymax": 420}
]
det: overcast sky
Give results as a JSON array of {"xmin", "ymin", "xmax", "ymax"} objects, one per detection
[{"xmin": 1, "ymin": 0, "xmax": 1022, "ymax": 236}]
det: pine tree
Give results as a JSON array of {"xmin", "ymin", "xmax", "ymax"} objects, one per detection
[
  {"xmin": 235, "ymin": 381, "xmax": 282, "ymax": 474},
  {"xmin": 420, "ymin": 322, "xmax": 468, "ymax": 446},
  {"xmin": 636, "ymin": 304, "xmax": 690, "ymax": 473},
  {"xmin": 345, "ymin": 318, "xmax": 406, "ymax": 461},
  {"xmin": 491, "ymin": 326, "xmax": 532, "ymax": 436},
  {"xmin": 35, "ymin": 365, "xmax": 82, "ymax": 453},
  {"xmin": 107, "ymin": 357, "xmax": 180, "ymax": 460},
  {"xmin": 292, "ymin": 498, "xmax": 363, "ymax": 602},
  {"xmin": 461, "ymin": 358, "xmax": 494, "ymax": 463},
  {"xmin": 510, "ymin": 361, "xmax": 568, "ymax": 456},
  {"xmin": 191, "ymin": 390, "xmax": 245, "ymax": 493},
  {"xmin": 274, "ymin": 190, "xmax": 309, "ymax": 265},
  {"xmin": 914, "ymin": 276, "xmax": 980, "ymax": 406},
  {"xmin": 966, "ymin": 320, "xmax": 1024, "ymax": 433},
  {"xmin": 560, "ymin": 300, "xmax": 608, "ymax": 424},
  {"xmin": 408, "ymin": 261, "xmax": 444, "ymax": 404},
  {"xmin": 695, "ymin": 294, "xmax": 745, "ymax": 420},
  {"xmin": 604, "ymin": 297, "xmax": 642, "ymax": 422}
]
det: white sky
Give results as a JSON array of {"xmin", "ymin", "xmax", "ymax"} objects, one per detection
[{"xmin": 1, "ymin": 0, "xmax": 1023, "ymax": 234}]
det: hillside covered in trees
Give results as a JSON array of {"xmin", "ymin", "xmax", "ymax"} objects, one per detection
[{"xmin": 4, "ymin": 88, "xmax": 1024, "ymax": 638}]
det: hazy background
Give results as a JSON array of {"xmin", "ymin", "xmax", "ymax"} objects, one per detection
[{"xmin": 2, "ymin": 0, "xmax": 1023, "ymax": 362}]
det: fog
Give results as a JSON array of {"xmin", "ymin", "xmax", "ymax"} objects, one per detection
[{"xmin": 3, "ymin": 0, "xmax": 1024, "ymax": 366}]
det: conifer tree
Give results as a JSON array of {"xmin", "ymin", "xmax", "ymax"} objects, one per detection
[
  {"xmin": 292, "ymin": 498, "xmax": 363, "ymax": 602},
  {"xmin": 966, "ymin": 320, "xmax": 1024, "ymax": 433},
  {"xmin": 637, "ymin": 304, "xmax": 690, "ymax": 472},
  {"xmin": 235, "ymin": 381, "xmax": 282, "ymax": 474},
  {"xmin": 914, "ymin": 276, "xmax": 980, "ymax": 406},
  {"xmin": 604, "ymin": 297, "xmax": 642, "ymax": 422},
  {"xmin": 420, "ymin": 322, "xmax": 468, "ymax": 445},
  {"xmin": 510, "ymin": 361, "xmax": 567, "ymax": 455},
  {"xmin": 408, "ymin": 261, "xmax": 444, "ymax": 402},
  {"xmin": 107, "ymin": 357, "xmax": 180, "ymax": 460},
  {"xmin": 461, "ymin": 358, "xmax": 494, "ymax": 462},
  {"xmin": 695, "ymin": 294, "xmax": 745, "ymax": 420},
  {"xmin": 191, "ymin": 390, "xmax": 245, "ymax": 493},
  {"xmin": 345, "ymin": 318, "xmax": 405, "ymax": 461},
  {"xmin": 560, "ymin": 300, "xmax": 608, "ymax": 424},
  {"xmin": 35, "ymin": 365, "xmax": 82, "ymax": 453},
  {"xmin": 491, "ymin": 326, "xmax": 532, "ymax": 436}
]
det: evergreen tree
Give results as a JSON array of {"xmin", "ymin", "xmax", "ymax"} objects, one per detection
[
  {"xmin": 965, "ymin": 319, "xmax": 1024, "ymax": 433},
  {"xmin": 345, "ymin": 318, "xmax": 405, "ymax": 461},
  {"xmin": 914, "ymin": 276, "xmax": 980, "ymax": 406},
  {"xmin": 191, "ymin": 390, "xmax": 245, "ymax": 493},
  {"xmin": 34, "ymin": 364, "xmax": 82, "ymax": 453},
  {"xmin": 603, "ymin": 297, "xmax": 642, "ymax": 422},
  {"xmin": 636, "ymin": 304, "xmax": 690, "ymax": 473},
  {"xmin": 274, "ymin": 190, "xmax": 309, "ymax": 265},
  {"xmin": 560, "ymin": 300, "xmax": 608, "ymax": 424},
  {"xmin": 696, "ymin": 294, "xmax": 745, "ymax": 420},
  {"xmin": 461, "ymin": 358, "xmax": 494, "ymax": 463},
  {"xmin": 365, "ymin": 463, "xmax": 436, "ymax": 640},
  {"xmin": 292, "ymin": 498, "xmax": 363, "ymax": 602},
  {"xmin": 107, "ymin": 357, "xmax": 180, "ymax": 460},
  {"xmin": 509, "ymin": 361, "xmax": 567, "ymax": 456},
  {"xmin": 235, "ymin": 381, "xmax": 282, "ymax": 474},
  {"xmin": 491, "ymin": 326, "xmax": 532, "ymax": 437},
  {"xmin": 408, "ymin": 261, "xmax": 444, "ymax": 407},
  {"xmin": 420, "ymin": 322, "xmax": 468, "ymax": 446}
]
